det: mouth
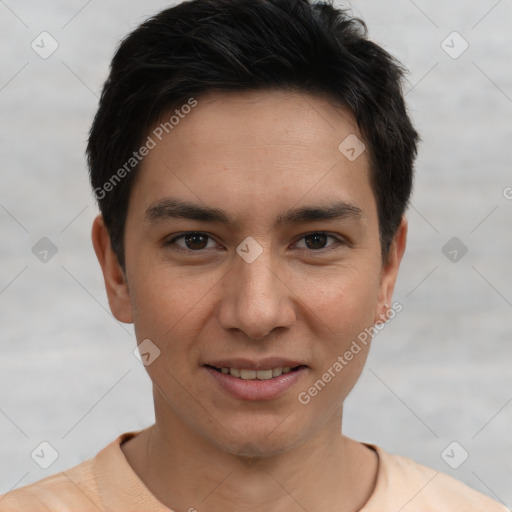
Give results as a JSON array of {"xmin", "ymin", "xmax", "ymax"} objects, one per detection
[
  {"xmin": 203, "ymin": 361, "xmax": 309, "ymax": 401},
  {"xmin": 205, "ymin": 364, "xmax": 307, "ymax": 380}
]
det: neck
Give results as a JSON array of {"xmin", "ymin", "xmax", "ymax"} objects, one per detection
[{"xmin": 122, "ymin": 400, "xmax": 378, "ymax": 512}]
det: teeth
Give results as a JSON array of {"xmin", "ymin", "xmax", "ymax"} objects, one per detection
[
  {"xmin": 240, "ymin": 369, "xmax": 256, "ymax": 380},
  {"xmin": 272, "ymin": 367, "xmax": 283, "ymax": 377},
  {"xmin": 255, "ymin": 369, "xmax": 273, "ymax": 380},
  {"xmin": 217, "ymin": 366, "xmax": 298, "ymax": 380}
]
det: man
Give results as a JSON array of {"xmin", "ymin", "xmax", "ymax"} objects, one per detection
[{"xmin": 1, "ymin": 0, "xmax": 507, "ymax": 510}]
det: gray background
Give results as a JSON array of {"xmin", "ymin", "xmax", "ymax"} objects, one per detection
[{"xmin": 0, "ymin": 0, "xmax": 511, "ymax": 507}]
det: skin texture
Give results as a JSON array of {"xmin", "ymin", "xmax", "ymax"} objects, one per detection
[{"xmin": 92, "ymin": 89, "xmax": 407, "ymax": 512}]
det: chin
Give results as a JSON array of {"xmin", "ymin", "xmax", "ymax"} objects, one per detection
[
  {"xmin": 228, "ymin": 438, "xmax": 294, "ymax": 460},
  {"xmin": 205, "ymin": 418, "xmax": 305, "ymax": 460}
]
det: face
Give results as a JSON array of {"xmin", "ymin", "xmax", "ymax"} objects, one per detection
[{"xmin": 93, "ymin": 89, "xmax": 406, "ymax": 457}]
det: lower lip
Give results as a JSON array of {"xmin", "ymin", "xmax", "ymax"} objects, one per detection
[{"xmin": 204, "ymin": 366, "xmax": 308, "ymax": 401}]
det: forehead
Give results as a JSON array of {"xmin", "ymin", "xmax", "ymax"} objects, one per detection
[
  {"xmin": 129, "ymin": 89, "xmax": 375, "ymax": 228},
  {"xmin": 162, "ymin": 89, "xmax": 361, "ymax": 154}
]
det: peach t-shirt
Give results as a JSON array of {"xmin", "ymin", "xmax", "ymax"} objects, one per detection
[{"xmin": 0, "ymin": 430, "xmax": 507, "ymax": 511}]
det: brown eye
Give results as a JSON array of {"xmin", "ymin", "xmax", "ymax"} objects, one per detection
[
  {"xmin": 304, "ymin": 233, "xmax": 328, "ymax": 250},
  {"xmin": 183, "ymin": 233, "xmax": 209, "ymax": 250},
  {"xmin": 295, "ymin": 232, "xmax": 342, "ymax": 251},
  {"xmin": 167, "ymin": 232, "xmax": 217, "ymax": 252}
]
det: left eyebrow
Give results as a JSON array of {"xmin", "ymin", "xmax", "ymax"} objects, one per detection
[{"xmin": 145, "ymin": 197, "xmax": 363, "ymax": 229}]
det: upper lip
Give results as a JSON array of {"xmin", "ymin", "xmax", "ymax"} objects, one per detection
[{"xmin": 204, "ymin": 358, "xmax": 307, "ymax": 370}]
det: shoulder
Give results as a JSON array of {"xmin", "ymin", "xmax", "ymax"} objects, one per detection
[
  {"xmin": 0, "ymin": 431, "xmax": 140, "ymax": 512},
  {"xmin": 0, "ymin": 458, "xmax": 97, "ymax": 511},
  {"xmin": 363, "ymin": 444, "xmax": 508, "ymax": 512}
]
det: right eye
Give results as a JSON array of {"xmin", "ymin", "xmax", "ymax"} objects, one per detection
[{"xmin": 165, "ymin": 232, "xmax": 222, "ymax": 253}]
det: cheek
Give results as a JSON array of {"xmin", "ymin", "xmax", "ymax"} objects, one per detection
[
  {"xmin": 301, "ymin": 265, "xmax": 381, "ymax": 342},
  {"xmin": 128, "ymin": 265, "xmax": 220, "ymax": 351},
  {"xmin": 129, "ymin": 273, "xmax": 206, "ymax": 394},
  {"xmin": 296, "ymin": 274, "xmax": 378, "ymax": 411}
]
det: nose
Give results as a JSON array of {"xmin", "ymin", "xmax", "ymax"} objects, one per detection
[{"xmin": 217, "ymin": 244, "xmax": 296, "ymax": 341}]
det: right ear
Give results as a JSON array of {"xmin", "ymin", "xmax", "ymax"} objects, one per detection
[{"xmin": 91, "ymin": 214, "xmax": 133, "ymax": 323}]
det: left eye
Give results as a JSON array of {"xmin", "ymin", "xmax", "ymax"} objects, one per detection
[
  {"xmin": 166, "ymin": 232, "xmax": 343, "ymax": 253},
  {"xmin": 295, "ymin": 232, "xmax": 341, "ymax": 251}
]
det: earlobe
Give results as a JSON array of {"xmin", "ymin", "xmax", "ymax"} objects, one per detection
[
  {"xmin": 374, "ymin": 216, "xmax": 408, "ymax": 324},
  {"xmin": 91, "ymin": 214, "xmax": 134, "ymax": 324}
]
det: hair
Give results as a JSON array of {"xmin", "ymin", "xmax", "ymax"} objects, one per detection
[{"xmin": 87, "ymin": 0, "xmax": 419, "ymax": 268}]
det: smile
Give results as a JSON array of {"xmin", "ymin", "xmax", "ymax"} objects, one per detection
[{"xmin": 206, "ymin": 365, "xmax": 306, "ymax": 380}]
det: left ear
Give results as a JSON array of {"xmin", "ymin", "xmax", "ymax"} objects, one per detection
[{"xmin": 374, "ymin": 216, "xmax": 407, "ymax": 324}]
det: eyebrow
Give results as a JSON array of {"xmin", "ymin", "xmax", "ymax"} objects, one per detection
[{"xmin": 145, "ymin": 198, "xmax": 363, "ymax": 229}]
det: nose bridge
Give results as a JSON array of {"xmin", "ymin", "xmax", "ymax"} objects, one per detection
[{"xmin": 219, "ymin": 239, "xmax": 295, "ymax": 340}]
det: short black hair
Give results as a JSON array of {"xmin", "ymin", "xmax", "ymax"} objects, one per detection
[{"xmin": 87, "ymin": 0, "xmax": 419, "ymax": 268}]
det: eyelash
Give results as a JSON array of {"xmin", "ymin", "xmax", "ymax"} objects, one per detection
[{"xmin": 165, "ymin": 231, "xmax": 346, "ymax": 255}]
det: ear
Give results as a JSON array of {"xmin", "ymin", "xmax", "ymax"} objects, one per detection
[
  {"xmin": 91, "ymin": 214, "xmax": 133, "ymax": 324},
  {"xmin": 374, "ymin": 216, "xmax": 407, "ymax": 324}
]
